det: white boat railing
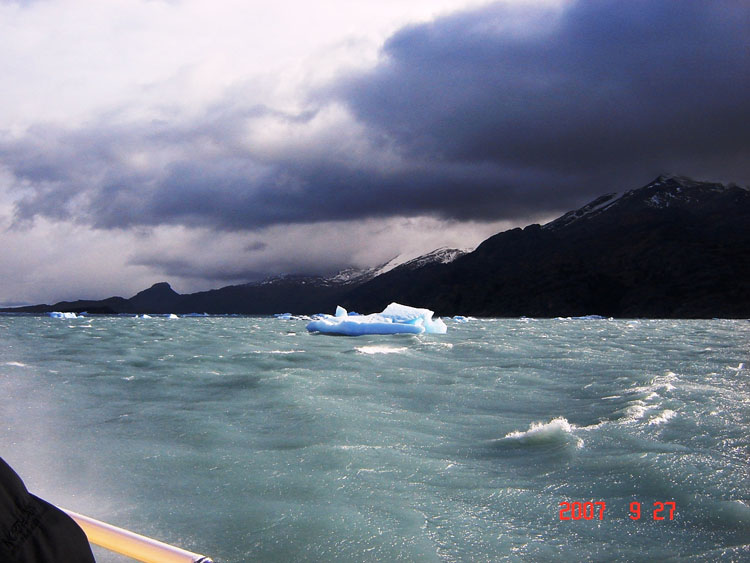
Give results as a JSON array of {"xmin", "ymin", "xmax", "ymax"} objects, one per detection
[{"xmin": 62, "ymin": 508, "xmax": 214, "ymax": 563}]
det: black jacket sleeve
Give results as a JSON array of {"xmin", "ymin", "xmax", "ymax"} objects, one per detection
[{"xmin": 0, "ymin": 457, "xmax": 96, "ymax": 563}]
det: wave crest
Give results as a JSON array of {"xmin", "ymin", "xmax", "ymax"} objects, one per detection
[
  {"xmin": 503, "ymin": 417, "xmax": 583, "ymax": 448},
  {"xmin": 355, "ymin": 346, "xmax": 408, "ymax": 355}
]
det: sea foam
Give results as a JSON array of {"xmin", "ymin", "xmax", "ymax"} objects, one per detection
[
  {"xmin": 503, "ymin": 417, "xmax": 584, "ymax": 448},
  {"xmin": 355, "ymin": 346, "xmax": 408, "ymax": 355}
]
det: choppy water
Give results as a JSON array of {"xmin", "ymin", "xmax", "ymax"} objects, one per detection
[{"xmin": 1, "ymin": 315, "xmax": 749, "ymax": 562}]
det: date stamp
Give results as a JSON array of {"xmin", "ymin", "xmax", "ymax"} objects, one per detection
[{"xmin": 559, "ymin": 501, "xmax": 676, "ymax": 521}]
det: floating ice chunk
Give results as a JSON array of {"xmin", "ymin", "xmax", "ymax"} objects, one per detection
[
  {"xmin": 274, "ymin": 313, "xmax": 311, "ymax": 321},
  {"xmin": 48, "ymin": 312, "xmax": 78, "ymax": 319},
  {"xmin": 306, "ymin": 302, "xmax": 447, "ymax": 336}
]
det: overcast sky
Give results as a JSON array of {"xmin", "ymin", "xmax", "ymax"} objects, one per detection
[{"xmin": 1, "ymin": 0, "xmax": 748, "ymax": 305}]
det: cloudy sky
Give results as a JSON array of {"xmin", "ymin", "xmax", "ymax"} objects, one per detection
[{"xmin": 1, "ymin": 0, "xmax": 747, "ymax": 305}]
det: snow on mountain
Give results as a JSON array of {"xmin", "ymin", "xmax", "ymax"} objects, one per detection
[
  {"xmin": 542, "ymin": 192, "xmax": 624, "ymax": 230},
  {"xmin": 390, "ymin": 247, "xmax": 469, "ymax": 271},
  {"xmin": 329, "ymin": 248, "xmax": 468, "ymax": 284},
  {"xmin": 256, "ymin": 248, "xmax": 468, "ymax": 289},
  {"xmin": 543, "ymin": 175, "xmax": 745, "ymax": 231},
  {"xmin": 6, "ymin": 174, "xmax": 748, "ymax": 318}
]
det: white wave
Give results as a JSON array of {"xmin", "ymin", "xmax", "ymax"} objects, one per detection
[
  {"xmin": 356, "ymin": 346, "xmax": 408, "ymax": 355},
  {"xmin": 335, "ymin": 444, "xmax": 386, "ymax": 451},
  {"xmin": 4, "ymin": 361, "xmax": 27, "ymax": 367},
  {"xmin": 648, "ymin": 409, "xmax": 676, "ymax": 426},
  {"xmin": 623, "ymin": 402, "xmax": 650, "ymax": 422},
  {"xmin": 420, "ymin": 341, "xmax": 453, "ymax": 349},
  {"xmin": 618, "ymin": 371, "xmax": 679, "ymax": 424},
  {"xmin": 658, "ymin": 371, "xmax": 678, "ymax": 391},
  {"xmin": 503, "ymin": 417, "xmax": 583, "ymax": 448},
  {"xmin": 251, "ymin": 350, "xmax": 303, "ymax": 355}
]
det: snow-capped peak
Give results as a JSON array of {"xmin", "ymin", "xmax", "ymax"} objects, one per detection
[
  {"xmin": 394, "ymin": 247, "xmax": 469, "ymax": 270},
  {"xmin": 327, "ymin": 248, "xmax": 468, "ymax": 285},
  {"xmin": 543, "ymin": 192, "xmax": 624, "ymax": 230},
  {"xmin": 544, "ymin": 175, "xmax": 744, "ymax": 231}
]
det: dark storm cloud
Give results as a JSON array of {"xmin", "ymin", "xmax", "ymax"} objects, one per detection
[
  {"xmin": 2, "ymin": 105, "xmax": 314, "ymax": 229},
  {"xmin": 127, "ymin": 255, "xmax": 271, "ymax": 284},
  {"xmin": 2, "ymin": 110, "xmax": 556, "ymax": 229},
  {"xmin": 244, "ymin": 241, "xmax": 268, "ymax": 252},
  {"xmin": 335, "ymin": 0, "xmax": 749, "ymax": 198},
  {"xmin": 2, "ymin": 0, "xmax": 748, "ymax": 233}
]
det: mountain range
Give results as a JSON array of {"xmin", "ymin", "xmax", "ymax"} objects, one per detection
[{"xmin": 5, "ymin": 175, "xmax": 749, "ymax": 318}]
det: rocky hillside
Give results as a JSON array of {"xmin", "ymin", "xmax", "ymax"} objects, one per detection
[
  {"xmin": 5, "ymin": 176, "xmax": 748, "ymax": 318},
  {"xmin": 345, "ymin": 175, "xmax": 749, "ymax": 317}
]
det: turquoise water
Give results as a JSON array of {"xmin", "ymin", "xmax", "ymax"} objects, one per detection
[{"xmin": 1, "ymin": 315, "xmax": 749, "ymax": 562}]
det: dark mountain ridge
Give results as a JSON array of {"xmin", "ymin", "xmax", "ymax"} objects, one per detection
[
  {"xmin": 4, "ymin": 175, "xmax": 749, "ymax": 318},
  {"xmin": 344, "ymin": 175, "xmax": 749, "ymax": 317}
]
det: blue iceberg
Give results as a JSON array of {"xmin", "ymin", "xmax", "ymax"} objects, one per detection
[
  {"xmin": 306, "ymin": 303, "xmax": 447, "ymax": 336},
  {"xmin": 48, "ymin": 312, "xmax": 78, "ymax": 319}
]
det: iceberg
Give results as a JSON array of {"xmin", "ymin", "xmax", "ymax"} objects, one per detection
[
  {"xmin": 274, "ymin": 313, "xmax": 312, "ymax": 321},
  {"xmin": 48, "ymin": 312, "xmax": 78, "ymax": 319},
  {"xmin": 306, "ymin": 303, "xmax": 447, "ymax": 336}
]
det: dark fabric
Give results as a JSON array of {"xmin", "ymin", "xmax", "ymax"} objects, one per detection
[{"xmin": 0, "ymin": 457, "xmax": 96, "ymax": 563}]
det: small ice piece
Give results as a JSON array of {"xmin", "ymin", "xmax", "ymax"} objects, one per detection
[
  {"xmin": 274, "ymin": 313, "xmax": 294, "ymax": 320},
  {"xmin": 48, "ymin": 312, "xmax": 77, "ymax": 319},
  {"xmin": 306, "ymin": 302, "xmax": 447, "ymax": 336}
]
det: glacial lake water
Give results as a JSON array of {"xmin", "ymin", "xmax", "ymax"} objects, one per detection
[{"xmin": 1, "ymin": 314, "xmax": 749, "ymax": 562}]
